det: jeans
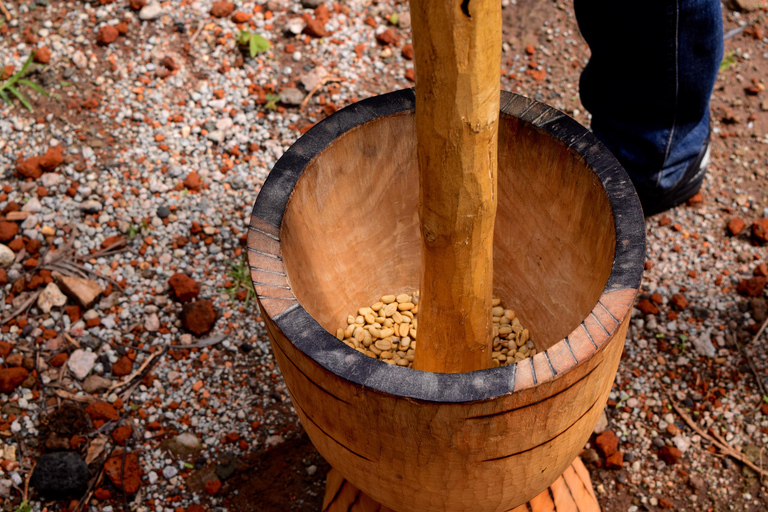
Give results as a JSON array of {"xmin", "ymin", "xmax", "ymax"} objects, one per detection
[{"xmin": 574, "ymin": 0, "xmax": 724, "ymax": 203}]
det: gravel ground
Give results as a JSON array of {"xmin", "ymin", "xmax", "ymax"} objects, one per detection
[{"xmin": 0, "ymin": 1, "xmax": 767, "ymax": 511}]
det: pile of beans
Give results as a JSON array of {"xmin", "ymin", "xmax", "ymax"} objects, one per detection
[{"xmin": 336, "ymin": 292, "xmax": 536, "ymax": 369}]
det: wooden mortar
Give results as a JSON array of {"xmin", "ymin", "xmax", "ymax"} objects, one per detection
[{"xmin": 247, "ymin": 89, "xmax": 645, "ymax": 512}]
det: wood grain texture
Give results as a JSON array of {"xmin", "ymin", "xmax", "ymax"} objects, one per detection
[
  {"xmin": 323, "ymin": 458, "xmax": 600, "ymax": 512},
  {"xmin": 248, "ymin": 90, "xmax": 645, "ymax": 511},
  {"xmin": 408, "ymin": 0, "xmax": 501, "ymax": 373}
]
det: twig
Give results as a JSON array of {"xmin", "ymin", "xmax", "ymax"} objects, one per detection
[
  {"xmin": 671, "ymin": 401, "xmax": 768, "ymax": 479},
  {"xmin": 0, "ymin": 289, "xmax": 43, "ymax": 325},
  {"xmin": 0, "ymin": 0, "xmax": 11, "ymax": 22},
  {"xmin": 120, "ymin": 378, "xmax": 144, "ymax": 403},
  {"xmin": 22, "ymin": 461, "xmax": 35, "ymax": 501},
  {"xmin": 35, "ymin": 345, "xmax": 47, "ymax": 417},
  {"xmin": 88, "ymin": 412, "xmax": 131, "ymax": 438},
  {"xmin": 169, "ymin": 334, "xmax": 226, "ymax": 350},
  {"xmin": 107, "ymin": 349, "xmax": 165, "ymax": 392},
  {"xmin": 52, "ymin": 388, "xmax": 98, "ymax": 404},
  {"xmin": 80, "ymin": 240, "xmax": 129, "ymax": 261},
  {"xmin": 738, "ymin": 316, "xmax": 768, "ymax": 397},
  {"xmin": 189, "ymin": 20, "xmax": 207, "ymax": 44},
  {"xmin": 64, "ymin": 332, "xmax": 82, "ymax": 349},
  {"xmin": 75, "ymin": 463, "xmax": 105, "ymax": 512},
  {"xmin": 299, "ymin": 76, "xmax": 343, "ymax": 111}
]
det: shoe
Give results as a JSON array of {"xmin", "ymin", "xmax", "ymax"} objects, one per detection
[{"xmin": 633, "ymin": 128, "xmax": 711, "ymax": 217}]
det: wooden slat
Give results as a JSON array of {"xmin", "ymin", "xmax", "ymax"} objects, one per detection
[
  {"xmin": 550, "ymin": 473, "xmax": 577, "ymax": 512},
  {"xmin": 562, "ymin": 463, "xmax": 600, "ymax": 512},
  {"xmin": 324, "ymin": 458, "xmax": 600, "ymax": 512},
  {"xmin": 599, "ymin": 288, "xmax": 637, "ymax": 324},
  {"xmin": 527, "ymin": 488, "xmax": 556, "ymax": 512}
]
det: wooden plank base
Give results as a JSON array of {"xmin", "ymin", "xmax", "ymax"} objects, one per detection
[{"xmin": 322, "ymin": 457, "xmax": 600, "ymax": 512}]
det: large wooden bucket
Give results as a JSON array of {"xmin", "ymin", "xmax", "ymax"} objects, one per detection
[{"xmin": 248, "ymin": 90, "xmax": 645, "ymax": 512}]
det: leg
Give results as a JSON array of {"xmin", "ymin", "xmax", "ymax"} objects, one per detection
[{"xmin": 574, "ymin": 0, "xmax": 724, "ymax": 216}]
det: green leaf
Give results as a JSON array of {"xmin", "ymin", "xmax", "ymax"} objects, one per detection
[
  {"xmin": 0, "ymin": 88, "xmax": 10, "ymax": 105},
  {"xmin": 720, "ymin": 51, "xmax": 736, "ymax": 71},
  {"xmin": 184, "ymin": 462, "xmax": 194, "ymax": 469},
  {"xmin": 19, "ymin": 79, "xmax": 49, "ymax": 96},
  {"xmin": 7, "ymin": 85, "xmax": 33, "ymax": 111},
  {"xmin": 249, "ymin": 35, "xmax": 258, "ymax": 58},
  {"xmin": 679, "ymin": 334, "xmax": 688, "ymax": 343},
  {"xmin": 250, "ymin": 34, "xmax": 270, "ymax": 54},
  {"xmin": 18, "ymin": 52, "xmax": 36, "ymax": 76},
  {"xmin": 389, "ymin": 13, "xmax": 399, "ymax": 25},
  {"xmin": 60, "ymin": 80, "xmax": 73, "ymax": 87}
]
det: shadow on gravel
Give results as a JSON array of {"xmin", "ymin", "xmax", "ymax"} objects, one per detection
[{"xmin": 225, "ymin": 430, "xmax": 331, "ymax": 512}]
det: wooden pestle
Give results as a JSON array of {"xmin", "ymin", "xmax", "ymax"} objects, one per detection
[{"xmin": 410, "ymin": 0, "xmax": 501, "ymax": 373}]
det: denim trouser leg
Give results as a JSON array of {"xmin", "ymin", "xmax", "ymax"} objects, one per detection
[{"xmin": 574, "ymin": 0, "xmax": 724, "ymax": 205}]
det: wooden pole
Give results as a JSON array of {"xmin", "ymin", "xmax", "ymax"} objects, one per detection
[{"xmin": 410, "ymin": 0, "xmax": 501, "ymax": 373}]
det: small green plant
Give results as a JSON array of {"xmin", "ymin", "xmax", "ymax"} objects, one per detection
[
  {"xmin": 265, "ymin": 92, "xmax": 281, "ymax": 111},
  {"xmin": 126, "ymin": 224, "xmax": 140, "ymax": 239},
  {"xmin": 15, "ymin": 500, "xmax": 32, "ymax": 512},
  {"xmin": 126, "ymin": 220, "xmax": 150, "ymax": 239},
  {"xmin": 0, "ymin": 52, "xmax": 49, "ymax": 111},
  {"xmin": 720, "ymin": 51, "xmax": 737, "ymax": 71},
  {"xmin": 223, "ymin": 255, "xmax": 256, "ymax": 306},
  {"xmin": 236, "ymin": 30, "xmax": 271, "ymax": 58},
  {"xmin": 389, "ymin": 13, "xmax": 399, "ymax": 25}
]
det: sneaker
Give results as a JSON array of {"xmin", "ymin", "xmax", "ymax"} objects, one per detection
[{"xmin": 633, "ymin": 128, "xmax": 711, "ymax": 217}]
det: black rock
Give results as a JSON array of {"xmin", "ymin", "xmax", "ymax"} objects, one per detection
[
  {"xmin": 31, "ymin": 452, "xmax": 89, "ymax": 498},
  {"xmin": 21, "ymin": 324, "xmax": 35, "ymax": 337},
  {"xmin": 692, "ymin": 306, "xmax": 710, "ymax": 320},
  {"xmin": 215, "ymin": 453, "xmax": 239, "ymax": 481},
  {"xmin": 156, "ymin": 205, "xmax": 170, "ymax": 219},
  {"xmin": 239, "ymin": 343, "xmax": 252, "ymax": 354}
]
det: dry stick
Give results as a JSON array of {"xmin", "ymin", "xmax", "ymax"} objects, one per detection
[
  {"xmin": 738, "ymin": 316, "xmax": 768, "ymax": 398},
  {"xmin": 0, "ymin": 289, "xmax": 43, "ymax": 325},
  {"xmin": 0, "ymin": 0, "xmax": 11, "ymax": 21},
  {"xmin": 189, "ymin": 19, "xmax": 207, "ymax": 44},
  {"xmin": 107, "ymin": 349, "xmax": 165, "ymax": 392},
  {"xmin": 76, "ymin": 464, "xmax": 105, "ymax": 512},
  {"xmin": 299, "ymin": 76, "xmax": 343, "ymax": 111},
  {"xmin": 410, "ymin": 0, "xmax": 501, "ymax": 373},
  {"xmin": 52, "ymin": 388, "xmax": 98, "ymax": 404},
  {"xmin": 671, "ymin": 401, "xmax": 768, "ymax": 480},
  {"xmin": 170, "ymin": 334, "xmax": 226, "ymax": 350},
  {"xmin": 22, "ymin": 461, "xmax": 35, "ymax": 501},
  {"xmin": 80, "ymin": 240, "xmax": 129, "ymax": 261}
]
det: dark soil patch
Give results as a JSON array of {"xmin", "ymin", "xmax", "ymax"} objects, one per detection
[
  {"xmin": 224, "ymin": 431, "xmax": 331, "ymax": 512},
  {"xmin": 38, "ymin": 403, "xmax": 90, "ymax": 451}
]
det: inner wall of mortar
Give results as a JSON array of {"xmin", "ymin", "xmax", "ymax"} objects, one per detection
[{"xmin": 280, "ymin": 111, "xmax": 617, "ymax": 353}]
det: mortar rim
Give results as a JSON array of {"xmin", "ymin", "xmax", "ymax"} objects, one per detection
[{"xmin": 248, "ymin": 89, "xmax": 645, "ymax": 403}]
